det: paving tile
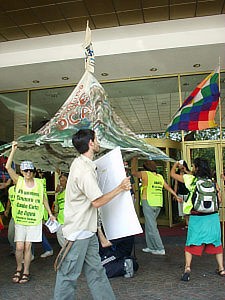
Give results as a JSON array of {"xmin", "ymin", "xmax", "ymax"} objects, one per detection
[{"xmin": 0, "ymin": 231, "xmax": 225, "ymax": 299}]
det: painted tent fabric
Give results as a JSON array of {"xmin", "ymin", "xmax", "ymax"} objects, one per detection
[
  {"xmin": 166, "ymin": 68, "xmax": 220, "ymax": 132},
  {"xmin": 0, "ymin": 24, "xmax": 171, "ymax": 171}
]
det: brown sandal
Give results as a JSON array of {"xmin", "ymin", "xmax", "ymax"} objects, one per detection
[
  {"xmin": 12, "ymin": 270, "xmax": 22, "ymax": 283},
  {"xmin": 19, "ymin": 273, "xmax": 30, "ymax": 284},
  {"xmin": 216, "ymin": 269, "xmax": 225, "ymax": 277}
]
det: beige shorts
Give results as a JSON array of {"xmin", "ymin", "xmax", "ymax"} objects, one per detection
[{"xmin": 14, "ymin": 223, "xmax": 42, "ymax": 242}]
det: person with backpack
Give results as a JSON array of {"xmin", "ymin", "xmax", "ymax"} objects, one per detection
[{"xmin": 171, "ymin": 157, "xmax": 224, "ymax": 281}]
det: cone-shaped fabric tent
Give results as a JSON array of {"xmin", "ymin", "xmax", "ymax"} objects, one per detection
[{"xmin": 0, "ymin": 24, "xmax": 171, "ymax": 171}]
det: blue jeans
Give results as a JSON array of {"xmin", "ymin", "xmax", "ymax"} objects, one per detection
[
  {"xmin": 42, "ymin": 232, "xmax": 53, "ymax": 252},
  {"xmin": 54, "ymin": 234, "xmax": 116, "ymax": 300}
]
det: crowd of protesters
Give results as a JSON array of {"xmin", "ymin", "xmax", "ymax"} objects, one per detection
[{"xmin": 1, "ymin": 130, "xmax": 225, "ymax": 298}]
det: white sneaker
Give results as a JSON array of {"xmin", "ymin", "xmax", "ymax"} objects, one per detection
[
  {"xmin": 124, "ymin": 258, "xmax": 134, "ymax": 278},
  {"xmin": 150, "ymin": 249, "xmax": 166, "ymax": 255},
  {"xmin": 40, "ymin": 250, "xmax": 53, "ymax": 258},
  {"xmin": 142, "ymin": 248, "xmax": 165, "ymax": 255},
  {"xmin": 142, "ymin": 248, "xmax": 153, "ymax": 253}
]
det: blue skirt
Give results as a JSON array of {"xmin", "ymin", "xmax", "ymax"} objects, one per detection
[{"xmin": 186, "ymin": 213, "xmax": 222, "ymax": 247}]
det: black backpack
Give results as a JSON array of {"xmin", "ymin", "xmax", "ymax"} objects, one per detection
[
  {"xmin": 101, "ymin": 255, "xmax": 139, "ymax": 278},
  {"xmin": 191, "ymin": 178, "xmax": 219, "ymax": 214},
  {"xmin": 99, "ymin": 235, "xmax": 139, "ymax": 278}
]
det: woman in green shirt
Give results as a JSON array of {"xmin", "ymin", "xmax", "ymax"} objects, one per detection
[{"xmin": 54, "ymin": 173, "xmax": 68, "ymax": 247}]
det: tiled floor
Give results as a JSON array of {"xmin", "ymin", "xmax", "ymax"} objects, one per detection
[{"xmin": 1, "ymin": 228, "xmax": 225, "ymax": 300}]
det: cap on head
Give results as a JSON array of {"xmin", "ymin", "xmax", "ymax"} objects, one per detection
[
  {"xmin": 20, "ymin": 161, "xmax": 34, "ymax": 171},
  {"xmin": 143, "ymin": 160, "xmax": 157, "ymax": 172}
]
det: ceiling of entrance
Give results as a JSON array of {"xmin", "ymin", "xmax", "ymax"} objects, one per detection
[
  {"xmin": 0, "ymin": 0, "xmax": 225, "ymax": 136},
  {"xmin": 0, "ymin": 0, "xmax": 224, "ymax": 42}
]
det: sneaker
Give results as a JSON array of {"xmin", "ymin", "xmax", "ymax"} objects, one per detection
[
  {"xmin": 124, "ymin": 258, "xmax": 134, "ymax": 278},
  {"xmin": 150, "ymin": 249, "xmax": 165, "ymax": 255},
  {"xmin": 142, "ymin": 248, "xmax": 165, "ymax": 255},
  {"xmin": 40, "ymin": 250, "xmax": 53, "ymax": 258},
  {"xmin": 142, "ymin": 247, "xmax": 153, "ymax": 253}
]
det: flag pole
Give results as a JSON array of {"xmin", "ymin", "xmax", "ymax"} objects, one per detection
[
  {"xmin": 218, "ymin": 63, "xmax": 224, "ymax": 247},
  {"xmin": 218, "ymin": 68, "xmax": 222, "ymax": 141},
  {"xmin": 178, "ymin": 74, "xmax": 186, "ymax": 160}
]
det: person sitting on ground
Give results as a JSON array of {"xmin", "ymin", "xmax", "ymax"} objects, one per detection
[
  {"xmin": 5, "ymin": 141, "xmax": 55, "ymax": 284},
  {"xmin": 171, "ymin": 158, "xmax": 224, "ymax": 281},
  {"xmin": 99, "ymin": 234, "xmax": 138, "ymax": 278}
]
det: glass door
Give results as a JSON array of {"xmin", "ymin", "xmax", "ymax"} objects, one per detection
[{"xmin": 184, "ymin": 140, "xmax": 225, "ymax": 245}]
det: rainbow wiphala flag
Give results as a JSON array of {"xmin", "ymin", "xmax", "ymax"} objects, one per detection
[{"xmin": 166, "ymin": 68, "xmax": 220, "ymax": 132}]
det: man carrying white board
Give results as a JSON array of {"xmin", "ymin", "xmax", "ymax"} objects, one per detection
[{"xmin": 54, "ymin": 129, "xmax": 131, "ymax": 300}]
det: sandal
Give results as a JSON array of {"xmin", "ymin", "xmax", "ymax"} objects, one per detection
[
  {"xmin": 19, "ymin": 273, "xmax": 30, "ymax": 284},
  {"xmin": 12, "ymin": 270, "xmax": 22, "ymax": 283},
  {"xmin": 216, "ymin": 269, "xmax": 225, "ymax": 277},
  {"xmin": 181, "ymin": 266, "xmax": 191, "ymax": 282}
]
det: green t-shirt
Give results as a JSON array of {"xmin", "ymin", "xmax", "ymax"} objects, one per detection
[
  {"xmin": 182, "ymin": 174, "xmax": 195, "ymax": 214},
  {"xmin": 8, "ymin": 185, "xmax": 16, "ymax": 205},
  {"xmin": 7, "ymin": 185, "xmax": 16, "ymax": 215},
  {"xmin": 55, "ymin": 189, "xmax": 65, "ymax": 224},
  {"xmin": 141, "ymin": 171, "xmax": 164, "ymax": 207},
  {"xmin": 41, "ymin": 178, "xmax": 49, "ymax": 221},
  {"xmin": 13, "ymin": 176, "xmax": 44, "ymax": 226},
  {"xmin": 0, "ymin": 201, "xmax": 4, "ymax": 213}
]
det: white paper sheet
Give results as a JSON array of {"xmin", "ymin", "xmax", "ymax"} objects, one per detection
[
  {"xmin": 45, "ymin": 218, "xmax": 60, "ymax": 233},
  {"xmin": 95, "ymin": 147, "xmax": 143, "ymax": 240}
]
